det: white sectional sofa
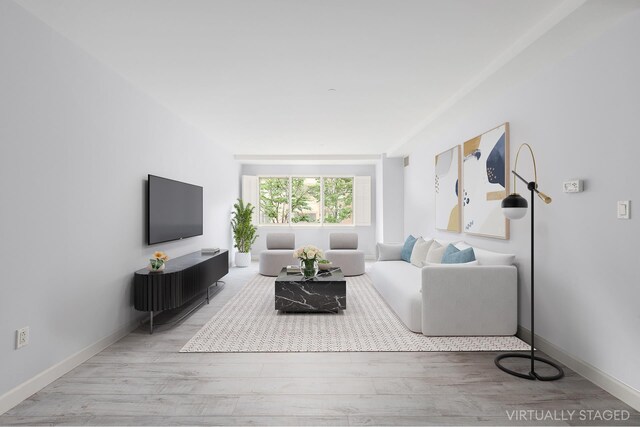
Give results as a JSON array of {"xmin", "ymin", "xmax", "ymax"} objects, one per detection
[{"xmin": 369, "ymin": 241, "xmax": 518, "ymax": 336}]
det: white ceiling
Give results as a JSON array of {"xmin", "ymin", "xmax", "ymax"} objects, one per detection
[{"xmin": 17, "ymin": 0, "xmax": 572, "ymax": 155}]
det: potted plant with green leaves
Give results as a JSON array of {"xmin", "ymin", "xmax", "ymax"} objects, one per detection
[{"xmin": 231, "ymin": 198, "xmax": 258, "ymax": 267}]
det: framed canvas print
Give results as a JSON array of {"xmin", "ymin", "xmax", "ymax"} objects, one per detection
[
  {"xmin": 435, "ymin": 145, "xmax": 461, "ymax": 233},
  {"xmin": 462, "ymin": 123, "xmax": 510, "ymax": 239}
]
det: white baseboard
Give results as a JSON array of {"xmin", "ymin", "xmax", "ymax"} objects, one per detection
[
  {"xmin": 518, "ymin": 326, "xmax": 640, "ymax": 412},
  {"xmin": 0, "ymin": 319, "xmax": 140, "ymax": 415}
]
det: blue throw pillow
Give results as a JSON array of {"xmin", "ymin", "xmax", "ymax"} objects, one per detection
[
  {"xmin": 441, "ymin": 244, "xmax": 476, "ymax": 264},
  {"xmin": 400, "ymin": 235, "xmax": 418, "ymax": 262}
]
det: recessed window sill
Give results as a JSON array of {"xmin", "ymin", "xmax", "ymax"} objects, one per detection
[{"xmin": 257, "ymin": 223, "xmax": 357, "ymax": 228}]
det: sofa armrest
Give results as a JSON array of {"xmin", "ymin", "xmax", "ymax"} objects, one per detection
[{"xmin": 421, "ymin": 265, "xmax": 517, "ymax": 336}]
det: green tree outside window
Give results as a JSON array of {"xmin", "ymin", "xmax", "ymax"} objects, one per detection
[
  {"xmin": 259, "ymin": 176, "xmax": 354, "ymax": 225},
  {"xmin": 291, "ymin": 177, "xmax": 321, "ymax": 223},
  {"xmin": 323, "ymin": 177, "xmax": 353, "ymax": 224},
  {"xmin": 259, "ymin": 177, "xmax": 289, "ymax": 223}
]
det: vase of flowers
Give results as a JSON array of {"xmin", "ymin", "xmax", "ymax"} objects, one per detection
[
  {"xmin": 147, "ymin": 251, "xmax": 169, "ymax": 273},
  {"xmin": 293, "ymin": 245, "xmax": 324, "ymax": 278}
]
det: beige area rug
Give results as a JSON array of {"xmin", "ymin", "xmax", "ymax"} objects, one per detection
[{"xmin": 181, "ymin": 274, "xmax": 529, "ymax": 352}]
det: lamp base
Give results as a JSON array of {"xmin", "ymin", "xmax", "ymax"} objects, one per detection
[{"xmin": 495, "ymin": 352, "xmax": 564, "ymax": 381}]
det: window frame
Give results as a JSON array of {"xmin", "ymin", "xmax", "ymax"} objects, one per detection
[
  {"xmin": 257, "ymin": 175, "xmax": 291, "ymax": 225},
  {"xmin": 257, "ymin": 174, "xmax": 356, "ymax": 227},
  {"xmin": 290, "ymin": 176, "xmax": 322, "ymax": 226}
]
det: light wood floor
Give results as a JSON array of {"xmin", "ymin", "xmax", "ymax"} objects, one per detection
[{"xmin": 1, "ymin": 264, "xmax": 638, "ymax": 426}]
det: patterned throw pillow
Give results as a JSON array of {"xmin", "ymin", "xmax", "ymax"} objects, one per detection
[
  {"xmin": 441, "ymin": 244, "xmax": 476, "ymax": 264},
  {"xmin": 400, "ymin": 235, "xmax": 418, "ymax": 262}
]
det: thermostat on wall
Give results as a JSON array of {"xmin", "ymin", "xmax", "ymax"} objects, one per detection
[{"xmin": 563, "ymin": 180, "xmax": 583, "ymax": 193}]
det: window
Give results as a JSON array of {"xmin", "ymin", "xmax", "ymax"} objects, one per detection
[
  {"xmin": 323, "ymin": 177, "xmax": 353, "ymax": 224},
  {"xmin": 291, "ymin": 177, "xmax": 321, "ymax": 223},
  {"xmin": 259, "ymin": 177, "xmax": 289, "ymax": 224},
  {"xmin": 254, "ymin": 176, "xmax": 361, "ymax": 226}
]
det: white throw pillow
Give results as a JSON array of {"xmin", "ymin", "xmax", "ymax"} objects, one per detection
[
  {"xmin": 410, "ymin": 238, "xmax": 434, "ymax": 267},
  {"xmin": 425, "ymin": 241, "xmax": 446, "ymax": 264},
  {"xmin": 472, "ymin": 248, "xmax": 516, "ymax": 266},
  {"xmin": 454, "ymin": 242, "xmax": 471, "ymax": 250},
  {"xmin": 376, "ymin": 243, "xmax": 403, "ymax": 261}
]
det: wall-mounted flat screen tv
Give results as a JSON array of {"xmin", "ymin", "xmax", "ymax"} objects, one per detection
[{"xmin": 148, "ymin": 174, "xmax": 203, "ymax": 245}]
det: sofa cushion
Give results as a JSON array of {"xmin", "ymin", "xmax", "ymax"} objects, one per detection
[
  {"xmin": 425, "ymin": 241, "xmax": 446, "ymax": 264},
  {"xmin": 442, "ymin": 244, "xmax": 476, "ymax": 264},
  {"xmin": 377, "ymin": 243, "xmax": 403, "ymax": 261},
  {"xmin": 410, "ymin": 238, "xmax": 433, "ymax": 267},
  {"xmin": 454, "ymin": 242, "xmax": 515, "ymax": 266},
  {"xmin": 472, "ymin": 248, "xmax": 515, "ymax": 266},
  {"xmin": 425, "ymin": 260, "xmax": 479, "ymax": 267},
  {"xmin": 401, "ymin": 235, "xmax": 418, "ymax": 262}
]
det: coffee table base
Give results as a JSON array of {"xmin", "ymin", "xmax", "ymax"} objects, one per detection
[{"xmin": 275, "ymin": 270, "xmax": 346, "ymax": 313}]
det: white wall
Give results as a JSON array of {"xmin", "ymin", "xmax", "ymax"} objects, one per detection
[
  {"xmin": 0, "ymin": 1, "xmax": 238, "ymax": 397},
  {"xmin": 403, "ymin": 10, "xmax": 640, "ymax": 392},
  {"xmin": 377, "ymin": 155, "xmax": 405, "ymax": 243},
  {"xmin": 240, "ymin": 164, "xmax": 376, "ymax": 258}
]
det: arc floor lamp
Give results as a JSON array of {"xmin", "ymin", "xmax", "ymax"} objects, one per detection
[{"xmin": 495, "ymin": 143, "xmax": 564, "ymax": 381}]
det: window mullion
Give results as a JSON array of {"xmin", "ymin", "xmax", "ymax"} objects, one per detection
[
  {"xmin": 288, "ymin": 176, "xmax": 292, "ymax": 225},
  {"xmin": 352, "ymin": 176, "xmax": 356, "ymax": 224},
  {"xmin": 320, "ymin": 177, "xmax": 324, "ymax": 225}
]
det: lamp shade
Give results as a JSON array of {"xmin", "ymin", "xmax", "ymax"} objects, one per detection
[{"xmin": 502, "ymin": 193, "xmax": 528, "ymax": 220}]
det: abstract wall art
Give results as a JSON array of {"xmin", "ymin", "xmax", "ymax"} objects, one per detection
[
  {"xmin": 462, "ymin": 123, "xmax": 510, "ymax": 239},
  {"xmin": 435, "ymin": 145, "xmax": 461, "ymax": 233}
]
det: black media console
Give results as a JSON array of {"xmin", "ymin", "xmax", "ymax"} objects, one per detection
[{"xmin": 134, "ymin": 250, "xmax": 228, "ymax": 333}]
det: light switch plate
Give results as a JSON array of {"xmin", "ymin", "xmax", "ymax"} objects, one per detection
[
  {"xmin": 617, "ymin": 201, "xmax": 630, "ymax": 219},
  {"xmin": 563, "ymin": 180, "xmax": 583, "ymax": 193}
]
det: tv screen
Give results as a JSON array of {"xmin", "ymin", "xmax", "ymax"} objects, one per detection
[{"xmin": 148, "ymin": 175, "xmax": 203, "ymax": 245}]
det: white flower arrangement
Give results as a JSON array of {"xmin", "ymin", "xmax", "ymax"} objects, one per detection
[{"xmin": 293, "ymin": 245, "xmax": 324, "ymax": 261}]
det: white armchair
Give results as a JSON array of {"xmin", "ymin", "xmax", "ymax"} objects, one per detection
[
  {"xmin": 324, "ymin": 233, "xmax": 365, "ymax": 276},
  {"xmin": 259, "ymin": 233, "xmax": 295, "ymax": 276}
]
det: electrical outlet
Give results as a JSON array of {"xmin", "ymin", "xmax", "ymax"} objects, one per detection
[
  {"xmin": 16, "ymin": 327, "xmax": 29, "ymax": 349},
  {"xmin": 618, "ymin": 201, "xmax": 630, "ymax": 219}
]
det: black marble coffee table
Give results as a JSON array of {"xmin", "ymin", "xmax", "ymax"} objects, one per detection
[{"xmin": 275, "ymin": 268, "xmax": 346, "ymax": 313}]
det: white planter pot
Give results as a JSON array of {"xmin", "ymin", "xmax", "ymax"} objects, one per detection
[
  {"xmin": 147, "ymin": 263, "xmax": 165, "ymax": 273},
  {"xmin": 235, "ymin": 251, "xmax": 251, "ymax": 267}
]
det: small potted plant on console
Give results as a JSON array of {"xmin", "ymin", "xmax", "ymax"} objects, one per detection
[{"xmin": 147, "ymin": 251, "xmax": 169, "ymax": 273}]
